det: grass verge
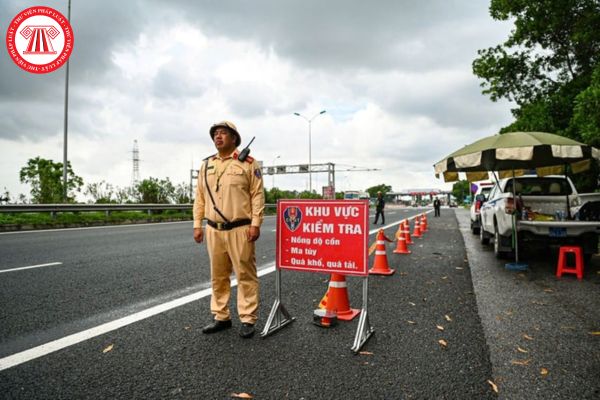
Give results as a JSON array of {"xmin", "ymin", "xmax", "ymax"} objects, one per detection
[{"xmin": 0, "ymin": 210, "xmax": 192, "ymax": 231}]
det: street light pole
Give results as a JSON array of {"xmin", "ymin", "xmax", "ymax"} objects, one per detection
[
  {"xmin": 272, "ymin": 155, "xmax": 280, "ymax": 188},
  {"xmin": 293, "ymin": 110, "xmax": 326, "ymax": 193},
  {"xmin": 62, "ymin": 0, "xmax": 71, "ymax": 203},
  {"xmin": 308, "ymin": 121, "xmax": 312, "ymax": 192}
]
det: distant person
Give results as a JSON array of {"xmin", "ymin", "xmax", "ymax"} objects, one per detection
[
  {"xmin": 193, "ymin": 121, "xmax": 265, "ymax": 339},
  {"xmin": 433, "ymin": 198, "xmax": 441, "ymax": 217},
  {"xmin": 374, "ymin": 191, "xmax": 385, "ymax": 225}
]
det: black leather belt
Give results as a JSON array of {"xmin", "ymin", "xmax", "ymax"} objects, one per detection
[{"xmin": 206, "ymin": 219, "xmax": 251, "ymax": 231}]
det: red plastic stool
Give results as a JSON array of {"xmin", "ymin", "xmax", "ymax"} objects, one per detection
[{"xmin": 556, "ymin": 246, "xmax": 584, "ymax": 280}]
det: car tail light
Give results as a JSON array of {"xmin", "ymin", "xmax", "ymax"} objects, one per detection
[
  {"xmin": 475, "ymin": 200, "xmax": 482, "ymax": 212},
  {"xmin": 505, "ymin": 197, "xmax": 514, "ymax": 214}
]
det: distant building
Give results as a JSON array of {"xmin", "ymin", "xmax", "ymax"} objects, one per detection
[
  {"xmin": 343, "ymin": 190, "xmax": 369, "ymax": 200},
  {"xmin": 388, "ymin": 189, "xmax": 451, "ymax": 206}
]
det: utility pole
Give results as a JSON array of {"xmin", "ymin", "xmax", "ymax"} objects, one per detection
[
  {"xmin": 132, "ymin": 140, "xmax": 140, "ymax": 186},
  {"xmin": 62, "ymin": 0, "xmax": 71, "ymax": 202}
]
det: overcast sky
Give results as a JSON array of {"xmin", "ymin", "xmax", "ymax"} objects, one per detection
[{"xmin": 0, "ymin": 0, "xmax": 514, "ymax": 200}]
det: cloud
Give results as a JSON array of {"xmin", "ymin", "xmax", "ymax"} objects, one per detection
[
  {"xmin": 0, "ymin": 0, "xmax": 514, "ymax": 199},
  {"xmin": 164, "ymin": 0, "xmax": 511, "ymax": 72}
]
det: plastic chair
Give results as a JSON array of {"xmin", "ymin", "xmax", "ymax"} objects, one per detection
[{"xmin": 556, "ymin": 246, "xmax": 584, "ymax": 280}]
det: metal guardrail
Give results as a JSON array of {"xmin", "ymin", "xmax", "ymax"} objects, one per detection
[
  {"xmin": 0, "ymin": 204, "xmax": 191, "ymax": 215},
  {"xmin": 0, "ymin": 203, "xmax": 277, "ymax": 215}
]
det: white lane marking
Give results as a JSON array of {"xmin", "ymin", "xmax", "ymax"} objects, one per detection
[
  {"xmin": 0, "ymin": 262, "xmax": 277, "ymax": 371},
  {"xmin": 374, "ymin": 221, "xmax": 400, "ymax": 230},
  {"xmin": 0, "ymin": 262, "xmax": 63, "ymax": 274},
  {"xmin": 371, "ymin": 211, "xmax": 432, "ymax": 231}
]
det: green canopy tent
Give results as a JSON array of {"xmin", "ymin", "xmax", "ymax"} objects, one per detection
[
  {"xmin": 434, "ymin": 131, "xmax": 600, "ymax": 268},
  {"xmin": 435, "ymin": 131, "xmax": 599, "ymax": 180}
]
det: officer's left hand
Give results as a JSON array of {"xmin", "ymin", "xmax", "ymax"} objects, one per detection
[{"xmin": 247, "ymin": 226, "xmax": 260, "ymax": 242}]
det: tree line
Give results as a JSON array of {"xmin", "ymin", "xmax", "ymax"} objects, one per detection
[
  {"xmin": 10, "ymin": 157, "xmax": 191, "ymax": 204},
  {"xmin": 451, "ymin": 0, "xmax": 600, "ymax": 202},
  {"xmin": 5, "ymin": 157, "xmax": 392, "ymax": 205},
  {"xmin": 473, "ymin": 0, "xmax": 600, "ymax": 191}
]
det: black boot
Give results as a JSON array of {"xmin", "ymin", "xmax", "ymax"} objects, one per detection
[
  {"xmin": 239, "ymin": 323, "xmax": 255, "ymax": 338},
  {"xmin": 202, "ymin": 319, "xmax": 232, "ymax": 334}
]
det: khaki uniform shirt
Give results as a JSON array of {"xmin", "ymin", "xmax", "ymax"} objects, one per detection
[{"xmin": 193, "ymin": 149, "xmax": 265, "ymax": 228}]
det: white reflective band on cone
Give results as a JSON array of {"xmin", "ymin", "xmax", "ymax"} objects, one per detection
[
  {"xmin": 377, "ymin": 240, "xmax": 385, "ymax": 244},
  {"xmin": 375, "ymin": 250, "xmax": 386, "ymax": 255},
  {"xmin": 314, "ymin": 308, "xmax": 337, "ymax": 317},
  {"xmin": 329, "ymin": 281, "xmax": 347, "ymax": 288}
]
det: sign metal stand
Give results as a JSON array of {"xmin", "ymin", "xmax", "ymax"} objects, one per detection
[
  {"xmin": 262, "ymin": 199, "xmax": 374, "ymax": 352},
  {"xmin": 260, "ymin": 268, "xmax": 295, "ymax": 337},
  {"xmin": 262, "ymin": 269, "xmax": 374, "ymax": 353},
  {"xmin": 351, "ymin": 276, "xmax": 374, "ymax": 353}
]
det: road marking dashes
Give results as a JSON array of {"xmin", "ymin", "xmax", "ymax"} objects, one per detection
[{"xmin": 0, "ymin": 262, "xmax": 62, "ymax": 274}]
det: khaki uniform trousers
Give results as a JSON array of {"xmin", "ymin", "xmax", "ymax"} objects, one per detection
[{"xmin": 205, "ymin": 225, "xmax": 258, "ymax": 324}]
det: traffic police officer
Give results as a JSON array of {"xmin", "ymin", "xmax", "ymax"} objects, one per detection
[{"xmin": 193, "ymin": 121, "xmax": 265, "ymax": 338}]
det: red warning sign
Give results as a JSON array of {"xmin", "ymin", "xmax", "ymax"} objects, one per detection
[{"xmin": 276, "ymin": 199, "xmax": 369, "ymax": 276}]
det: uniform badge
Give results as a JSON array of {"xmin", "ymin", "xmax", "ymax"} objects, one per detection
[
  {"xmin": 283, "ymin": 206, "xmax": 302, "ymax": 232},
  {"xmin": 254, "ymin": 169, "xmax": 262, "ymax": 179}
]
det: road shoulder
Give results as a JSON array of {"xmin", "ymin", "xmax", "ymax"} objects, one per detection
[{"xmin": 457, "ymin": 208, "xmax": 600, "ymax": 399}]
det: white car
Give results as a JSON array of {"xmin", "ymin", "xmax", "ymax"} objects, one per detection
[
  {"xmin": 469, "ymin": 181, "xmax": 495, "ymax": 234},
  {"xmin": 478, "ymin": 175, "xmax": 600, "ymax": 261}
]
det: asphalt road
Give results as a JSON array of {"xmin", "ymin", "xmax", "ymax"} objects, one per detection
[
  {"xmin": 456, "ymin": 208, "xmax": 600, "ymax": 400},
  {"xmin": 0, "ymin": 208, "xmax": 597, "ymax": 399}
]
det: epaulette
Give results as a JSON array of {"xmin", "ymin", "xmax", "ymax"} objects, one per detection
[{"xmin": 203, "ymin": 153, "xmax": 216, "ymax": 161}]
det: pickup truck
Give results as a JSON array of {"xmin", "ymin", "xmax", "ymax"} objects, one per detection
[{"xmin": 479, "ymin": 175, "xmax": 600, "ymax": 261}]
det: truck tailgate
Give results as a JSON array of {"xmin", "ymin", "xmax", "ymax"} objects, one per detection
[{"xmin": 518, "ymin": 220, "xmax": 600, "ymax": 237}]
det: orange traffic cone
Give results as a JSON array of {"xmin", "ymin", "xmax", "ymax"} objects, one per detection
[
  {"xmin": 421, "ymin": 213, "xmax": 428, "ymax": 232},
  {"xmin": 412, "ymin": 215, "xmax": 422, "ymax": 238},
  {"xmin": 369, "ymin": 229, "xmax": 395, "ymax": 275},
  {"xmin": 394, "ymin": 223, "xmax": 403, "ymax": 242},
  {"xmin": 393, "ymin": 224, "xmax": 411, "ymax": 254},
  {"xmin": 404, "ymin": 219, "xmax": 413, "ymax": 245},
  {"xmin": 318, "ymin": 273, "xmax": 360, "ymax": 321}
]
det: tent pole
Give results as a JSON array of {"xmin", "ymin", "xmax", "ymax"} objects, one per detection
[
  {"xmin": 564, "ymin": 163, "xmax": 572, "ymax": 219},
  {"xmin": 492, "ymin": 171, "xmax": 501, "ymax": 187},
  {"xmin": 512, "ymin": 169, "xmax": 519, "ymax": 263}
]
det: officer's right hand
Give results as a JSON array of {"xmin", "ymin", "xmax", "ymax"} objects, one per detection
[{"xmin": 193, "ymin": 227, "xmax": 204, "ymax": 243}]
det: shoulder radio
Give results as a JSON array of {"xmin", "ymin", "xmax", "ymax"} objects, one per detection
[{"xmin": 237, "ymin": 136, "xmax": 255, "ymax": 162}]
